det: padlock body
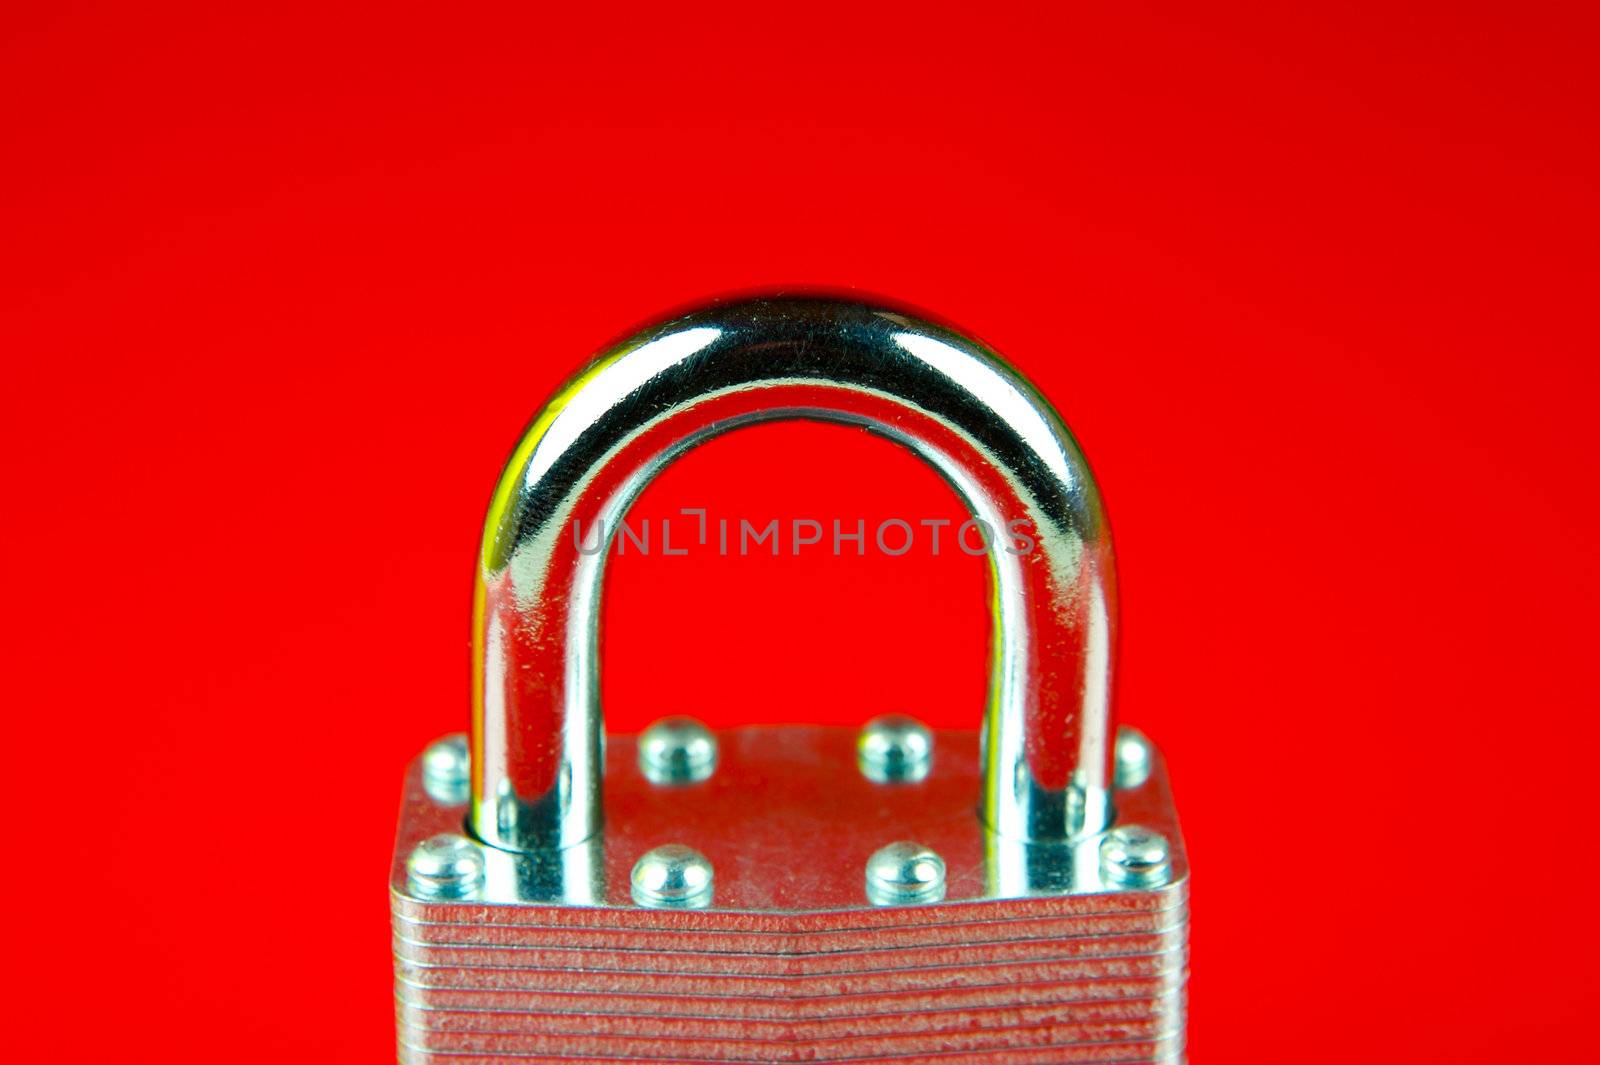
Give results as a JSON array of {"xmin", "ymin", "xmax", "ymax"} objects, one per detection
[{"xmin": 391, "ymin": 727, "xmax": 1188, "ymax": 1063}]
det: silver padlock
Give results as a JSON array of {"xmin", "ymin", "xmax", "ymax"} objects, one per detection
[{"xmin": 391, "ymin": 298, "xmax": 1189, "ymax": 1063}]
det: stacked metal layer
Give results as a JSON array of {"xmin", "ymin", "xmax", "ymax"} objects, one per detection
[{"xmin": 392, "ymin": 728, "xmax": 1189, "ymax": 1063}]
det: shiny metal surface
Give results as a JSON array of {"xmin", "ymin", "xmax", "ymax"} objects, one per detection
[
  {"xmin": 857, "ymin": 715, "xmax": 934, "ymax": 784},
  {"xmin": 1098, "ymin": 826, "xmax": 1171, "ymax": 888},
  {"xmin": 397, "ymin": 726, "xmax": 1185, "ymax": 912},
  {"xmin": 865, "ymin": 841, "xmax": 947, "ymax": 905},
  {"xmin": 391, "ymin": 724, "xmax": 1188, "ymax": 1062},
  {"xmin": 406, "ymin": 833, "xmax": 487, "ymax": 899},
  {"xmin": 421, "ymin": 733, "xmax": 470, "ymax": 805},
  {"xmin": 631, "ymin": 844, "xmax": 715, "ymax": 908},
  {"xmin": 471, "ymin": 298, "xmax": 1117, "ymax": 852},
  {"xmin": 639, "ymin": 717, "xmax": 719, "ymax": 785},
  {"xmin": 398, "ymin": 298, "xmax": 1185, "ymax": 1059},
  {"xmin": 1113, "ymin": 726, "xmax": 1153, "ymax": 791}
]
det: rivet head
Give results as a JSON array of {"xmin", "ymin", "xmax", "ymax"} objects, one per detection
[
  {"xmin": 857, "ymin": 715, "xmax": 933, "ymax": 783},
  {"xmin": 631, "ymin": 844, "xmax": 713, "ymax": 908},
  {"xmin": 1113, "ymin": 725, "xmax": 1153, "ymax": 790},
  {"xmin": 406, "ymin": 833, "xmax": 485, "ymax": 899},
  {"xmin": 421, "ymin": 733, "xmax": 470, "ymax": 804},
  {"xmin": 638, "ymin": 717, "xmax": 718, "ymax": 785},
  {"xmin": 865, "ymin": 841, "xmax": 946, "ymax": 905},
  {"xmin": 1099, "ymin": 824, "xmax": 1172, "ymax": 887}
]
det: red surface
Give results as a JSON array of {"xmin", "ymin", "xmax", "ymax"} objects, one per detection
[{"xmin": 4, "ymin": 3, "xmax": 1597, "ymax": 1062}]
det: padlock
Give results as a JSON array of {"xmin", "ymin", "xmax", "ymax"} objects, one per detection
[{"xmin": 391, "ymin": 298, "xmax": 1189, "ymax": 1063}]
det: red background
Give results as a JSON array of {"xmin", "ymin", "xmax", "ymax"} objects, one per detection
[{"xmin": 4, "ymin": 3, "xmax": 1597, "ymax": 1062}]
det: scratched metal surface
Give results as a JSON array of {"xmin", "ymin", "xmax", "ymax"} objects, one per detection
[
  {"xmin": 395, "ymin": 1042, "xmax": 1185, "ymax": 1064},
  {"xmin": 394, "ymin": 974, "xmax": 1186, "ymax": 1020}
]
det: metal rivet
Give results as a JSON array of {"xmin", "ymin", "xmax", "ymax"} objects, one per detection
[
  {"xmin": 865, "ymin": 841, "xmax": 946, "ymax": 905},
  {"xmin": 406, "ymin": 833, "xmax": 485, "ymax": 899},
  {"xmin": 1114, "ymin": 725, "xmax": 1153, "ymax": 790},
  {"xmin": 1099, "ymin": 824, "xmax": 1171, "ymax": 887},
  {"xmin": 631, "ymin": 845, "xmax": 714, "ymax": 908},
  {"xmin": 638, "ymin": 717, "xmax": 718, "ymax": 785},
  {"xmin": 421, "ymin": 733, "xmax": 470, "ymax": 804},
  {"xmin": 857, "ymin": 715, "xmax": 933, "ymax": 783}
]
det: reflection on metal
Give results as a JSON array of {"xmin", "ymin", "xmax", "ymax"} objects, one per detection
[
  {"xmin": 857, "ymin": 715, "xmax": 934, "ymax": 784},
  {"xmin": 391, "ymin": 726, "xmax": 1189, "ymax": 1060},
  {"xmin": 393, "ymin": 297, "xmax": 1190, "ymax": 1060},
  {"xmin": 420, "ymin": 733, "xmax": 470, "ymax": 805},
  {"xmin": 630, "ymin": 844, "xmax": 714, "ymax": 908},
  {"xmin": 638, "ymin": 717, "xmax": 718, "ymax": 785},
  {"xmin": 397, "ymin": 727, "xmax": 1184, "ymax": 910},
  {"xmin": 865, "ymin": 841, "xmax": 946, "ymax": 905},
  {"xmin": 470, "ymin": 298, "xmax": 1118, "ymax": 853},
  {"xmin": 1115, "ymin": 724, "xmax": 1154, "ymax": 790},
  {"xmin": 405, "ymin": 834, "xmax": 484, "ymax": 899},
  {"xmin": 479, "ymin": 831, "xmax": 605, "ymax": 907},
  {"xmin": 1099, "ymin": 824, "xmax": 1173, "ymax": 887}
]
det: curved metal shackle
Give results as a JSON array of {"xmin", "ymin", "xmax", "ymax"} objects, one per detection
[{"xmin": 470, "ymin": 299, "xmax": 1118, "ymax": 854}]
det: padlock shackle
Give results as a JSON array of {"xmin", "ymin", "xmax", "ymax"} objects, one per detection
[{"xmin": 471, "ymin": 299, "xmax": 1117, "ymax": 853}]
